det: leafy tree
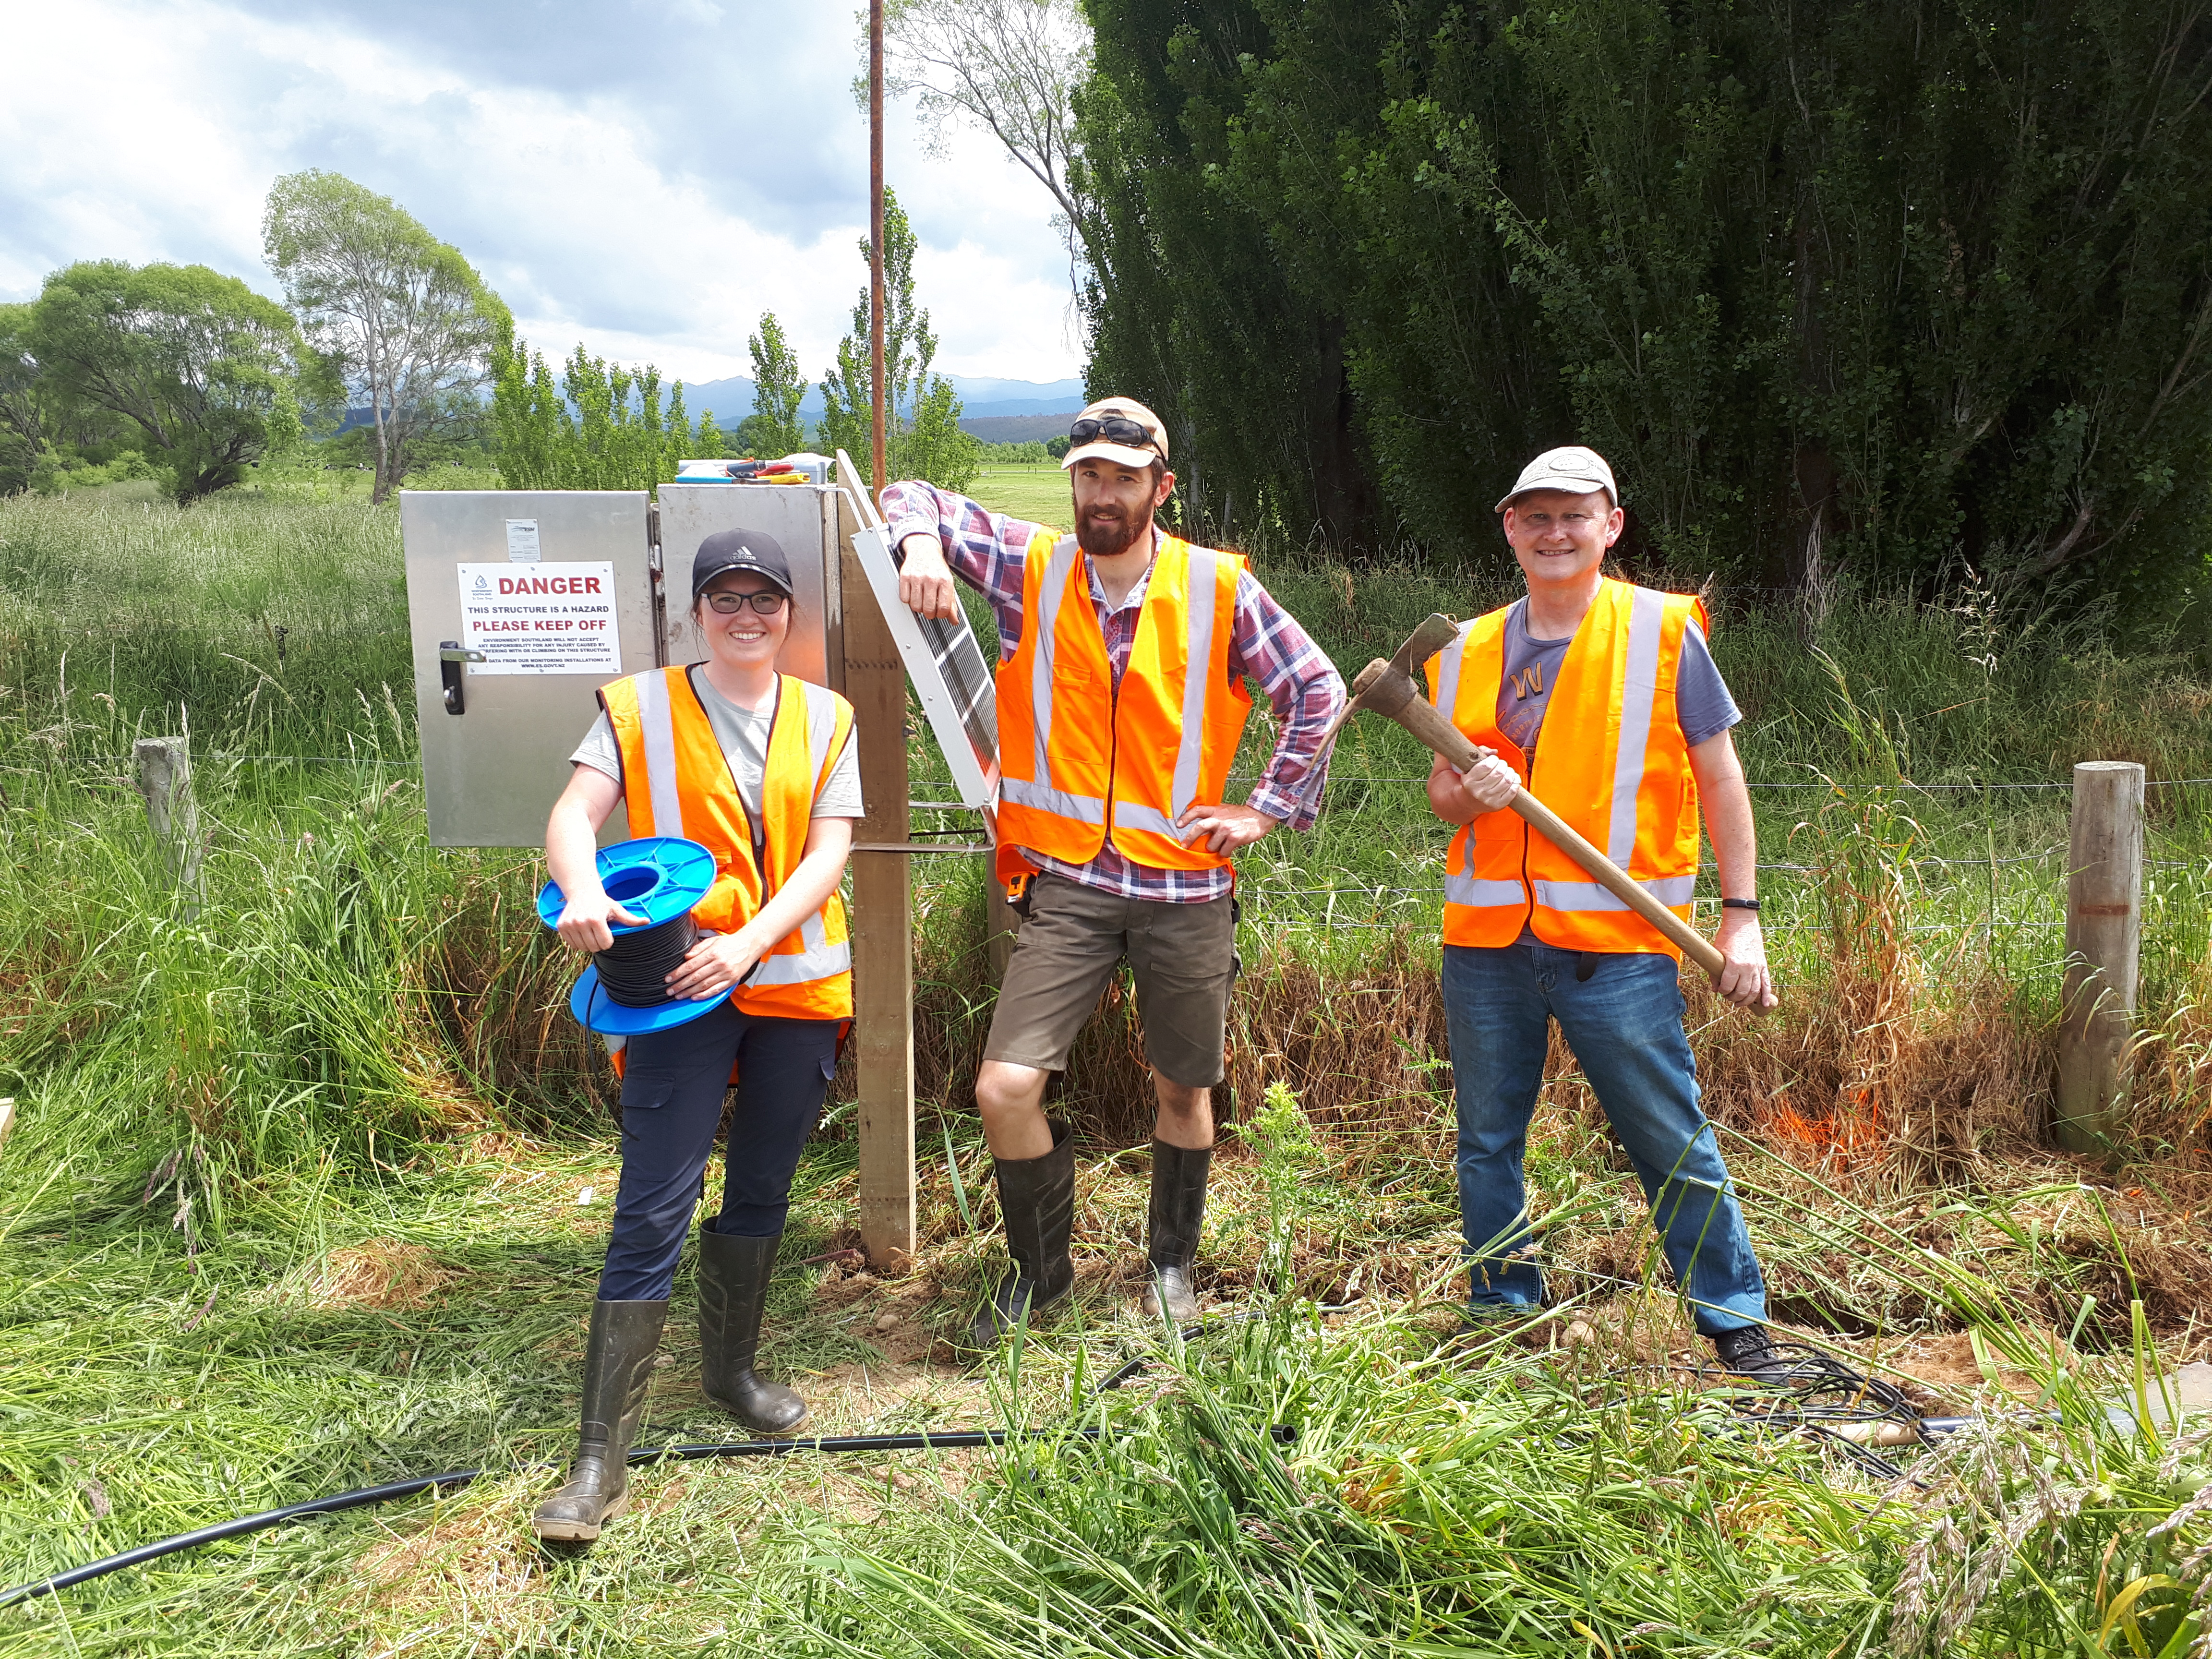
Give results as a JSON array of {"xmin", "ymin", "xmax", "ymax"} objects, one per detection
[
  {"xmin": 746, "ymin": 313, "xmax": 810, "ymax": 456},
  {"xmin": 883, "ymin": 0, "xmax": 1095, "ymax": 302},
  {"xmin": 727, "ymin": 412, "xmax": 779, "ymax": 457},
  {"xmin": 820, "ymin": 189, "xmax": 978, "ymax": 492},
  {"xmin": 489, "ymin": 316, "xmax": 718, "ymax": 491},
  {"xmin": 0, "ymin": 304, "xmax": 50, "ymax": 494},
  {"xmin": 263, "ymin": 170, "xmax": 503, "ymax": 505},
  {"xmin": 1076, "ymin": 0, "xmax": 2212, "ymax": 614},
  {"xmin": 26, "ymin": 260, "xmax": 303, "ymax": 505}
]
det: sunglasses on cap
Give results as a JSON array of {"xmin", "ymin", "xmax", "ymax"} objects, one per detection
[
  {"xmin": 704, "ymin": 589, "xmax": 788, "ymax": 615},
  {"xmin": 1068, "ymin": 413, "xmax": 1158, "ymax": 452}
]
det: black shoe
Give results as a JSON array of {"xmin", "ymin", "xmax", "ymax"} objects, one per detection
[
  {"xmin": 968, "ymin": 1124, "xmax": 1075, "ymax": 1350},
  {"xmin": 697, "ymin": 1220, "xmax": 808, "ymax": 1436},
  {"xmin": 1710, "ymin": 1324, "xmax": 1801, "ymax": 1385},
  {"xmin": 532, "ymin": 1298, "xmax": 668, "ymax": 1542},
  {"xmin": 1141, "ymin": 1139, "xmax": 1210, "ymax": 1322}
]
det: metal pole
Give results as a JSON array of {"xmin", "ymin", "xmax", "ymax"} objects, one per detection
[
  {"xmin": 2055, "ymin": 760, "xmax": 2145, "ymax": 1156},
  {"xmin": 869, "ymin": 0, "xmax": 887, "ymax": 498}
]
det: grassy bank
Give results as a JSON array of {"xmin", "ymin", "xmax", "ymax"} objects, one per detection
[{"xmin": 3, "ymin": 491, "xmax": 2211, "ymax": 1653}]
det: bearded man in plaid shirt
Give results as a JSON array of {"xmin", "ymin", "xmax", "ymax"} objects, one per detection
[{"xmin": 887, "ymin": 397, "xmax": 1346, "ymax": 1348}]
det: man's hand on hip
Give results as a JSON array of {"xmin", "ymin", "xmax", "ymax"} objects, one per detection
[
  {"xmin": 1175, "ymin": 802, "xmax": 1279, "ymax": 855},
  {"xmin": 1713, "ymin": 911, "xmax": 1777, "ymax": 1010},
  {"xmin": 897, "ymin": 533, "xmax": 961, "ymax": 621}
]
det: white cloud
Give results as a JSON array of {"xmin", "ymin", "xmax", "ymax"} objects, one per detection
[{"xmin": 0, "ymin": 0, "xmax": 1083, "ymax": 382}]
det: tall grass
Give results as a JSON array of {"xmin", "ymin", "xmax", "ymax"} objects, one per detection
[{"xmin": 3, "ymin": 492, "xmax": 2209, "ymax": 1220}]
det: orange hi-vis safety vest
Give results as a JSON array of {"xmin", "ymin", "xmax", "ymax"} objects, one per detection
[
  {"xmin": 598, "ymin": 665, "xmax": 854, "ymax": 1022},
  {"xmin": 1424, "ymin": 579, "xmax": 1709, "ymax": 958},
  {"xmin": 996, "ymin": 529, "xmax": 1253, "ymax": 878}
]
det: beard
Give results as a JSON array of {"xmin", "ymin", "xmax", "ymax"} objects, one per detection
[{"xmin": 1075, "ymin": 502, "xmax": 1152, "ymax": 559}]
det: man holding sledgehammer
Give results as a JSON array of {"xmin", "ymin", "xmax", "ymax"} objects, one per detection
[
  {"xmin": 1426, "ymin": 446, "xmax": 1794, "ymax": 1381},
  {"xmin": 886, "ymin": 398, "xmax": 1346, "ymax": 1347}
]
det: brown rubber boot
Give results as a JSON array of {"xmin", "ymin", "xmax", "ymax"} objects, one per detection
[{"xmin": 531, "ymin": 1298, "xmax": 668, "ymax": 1542}]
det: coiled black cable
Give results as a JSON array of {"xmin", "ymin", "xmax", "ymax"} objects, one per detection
[{"xmin": 590, "ymin": 913, "xmax": 700, "ymax": 1007}]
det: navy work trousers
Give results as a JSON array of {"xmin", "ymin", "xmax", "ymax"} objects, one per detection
[{"xmin": 596, "ymin": 1004, "xmax": 841, "ymax": 1302}]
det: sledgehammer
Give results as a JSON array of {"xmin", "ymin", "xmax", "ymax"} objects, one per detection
[{"xmin": 1346, "ymin": 649, "xmax": 1735, "ymax": 985}]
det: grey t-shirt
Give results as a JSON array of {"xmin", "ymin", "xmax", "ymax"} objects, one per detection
[
  {"xmin": 571, "ymin": 671, "xmax": 865, "ymax": 820},
  {"xmin": 1496, "ymin": 598, "xmax": 1739, "ymax": 761}
]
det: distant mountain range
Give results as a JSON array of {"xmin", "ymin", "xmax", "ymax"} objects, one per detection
[
  {"xmin": 332, "ymin": 373, "xmax": 1088, "ymax": 445},
  {"xmin": 684, "ymin": 373, "xmax": 1087, "ymax": 430}
]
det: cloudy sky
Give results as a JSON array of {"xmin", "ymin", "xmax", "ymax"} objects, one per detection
[{"xmin": 0, "ymin": 0, "xmax": 1084, "ymax": 385}]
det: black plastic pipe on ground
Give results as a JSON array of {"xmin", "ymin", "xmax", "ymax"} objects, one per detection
[{"xmin": 0, "ymin": 1424, "xmax": 1299, "ymax": 1609}]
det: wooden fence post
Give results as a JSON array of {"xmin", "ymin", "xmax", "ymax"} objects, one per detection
[
  {"xmin": 132, "ymin": 736, "xmax": 201, "ymax": 912},
  {"xmin": 0, "ymin": 1096, "xmax": 15, "ymax": 1160},
  {"xmin": 2055, "ymin": 760, "xmax": 2145, "ymax": 1155},
  {"xmin": 838, "ymin": 512, "xmax": 917, "ymax": 1270}
]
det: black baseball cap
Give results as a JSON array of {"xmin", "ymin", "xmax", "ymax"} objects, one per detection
[{"xmin": 691, "ymin": 529, "xmax": 794, "ymax": 601}]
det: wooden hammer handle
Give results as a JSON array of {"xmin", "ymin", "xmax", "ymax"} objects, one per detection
[{"xmin": 1367, "ymin": 664, "xmax": 1729, "ymax": 980}]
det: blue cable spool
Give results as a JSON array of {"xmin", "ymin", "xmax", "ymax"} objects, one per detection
[{"xmin": 536, "ymin": 837, "xmax": 726, "ymax": 1035}]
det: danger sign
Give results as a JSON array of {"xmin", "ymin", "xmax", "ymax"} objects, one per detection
[{"xmin": 457, "ymin": 561, "xmax": 623, "ymax": 676}]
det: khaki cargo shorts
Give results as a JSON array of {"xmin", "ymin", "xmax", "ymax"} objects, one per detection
[{"xmin": 983, "ymin": 874, "xmax": 1238, "ymax": 1088}]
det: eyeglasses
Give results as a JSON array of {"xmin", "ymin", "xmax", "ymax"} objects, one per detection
[
  {"xmin": 704, "ymin": 589, "xmax": 788, "ymax": 615},
  {"xmin": 1068, "ymin": 414, "xmax": 1157, "ymax": 453}
]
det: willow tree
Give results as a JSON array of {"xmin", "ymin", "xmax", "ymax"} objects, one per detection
[{"xmin": 27, "ymin": 260, "xmax": 304, "ymax": 504}]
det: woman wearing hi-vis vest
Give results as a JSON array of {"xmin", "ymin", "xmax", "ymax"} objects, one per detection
[
  {"xmin": 887, "ymin": 398, "xmax": 1346, "ymax": 1350},
  {"xmin": 1427, "ymin": 447, "xmax": 1801, "ymax": 1385},
  {"xmin": 531, "ymin": 529, "xmax": 862, "ymax": 1542}
]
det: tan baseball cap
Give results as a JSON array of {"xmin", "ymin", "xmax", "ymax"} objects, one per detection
[
  {"xmin": 1060, "ymin": 397, "xmax": 1169, "ymax": 471},
  {"xmin": 1495, "ymin": 445, "xmax": 1619, "ymax": 513}
]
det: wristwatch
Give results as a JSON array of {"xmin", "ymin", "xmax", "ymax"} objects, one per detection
[{"xmin": 1720, "ymin": 897, "xmax": 1760, "ymax": 912}]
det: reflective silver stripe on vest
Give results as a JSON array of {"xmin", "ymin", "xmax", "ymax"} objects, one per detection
[
  {"xmin": 1446, "ymin": 871, "xmax": 1532, "ymax": 907},
  {"xmin": 801, "ymin": 681, "xmax": 843, "ymax": 783},
  {"xmin": 1164, "ymin": 547, "xmax": 1222, "ymax": 823},
  {"xmin": 633, "ymin": 669, "xmax": 685, "ymax": 837},
  {"xmin": 1606, "ymin": 587, "xmax": 1666, "ymax": 866},
  {"xmin": 750, "ymin": 908, "xmax": 852, "ymax": 986},
  {"xmin": 1002, "ymin": 775, "xmax": 1106, "ymax": 823},
  {"xmin": 1024, "ymin": 535, "xmax": 1083, "ymax": 790},
  {"xmin": 1109, "ymin": 802, "xmax": 1179, "ymax": 839},
  {"xmin": 1532, "ymin": 874, "xmax": 1697, "ymax": 913},
  {"xmin": 1432, "ymin": 617, "xmax": 1477, "ymax": 714}
]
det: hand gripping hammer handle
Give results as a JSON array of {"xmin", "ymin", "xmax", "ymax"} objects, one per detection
[{"xmin": 1347, "ymin": 659, "xmax": 1730, "ymax": 982}]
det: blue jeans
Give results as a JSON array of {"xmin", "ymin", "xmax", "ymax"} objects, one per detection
[
  {"xmin": 1441, "ymin": 940, "xmax": 1766, "ymax": 1334},
  {"xmin": 596, "ymin": 1006, "xmax": 842, "ymax": 1302}
]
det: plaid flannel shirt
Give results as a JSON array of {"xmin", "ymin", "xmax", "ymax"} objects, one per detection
[{"xmin": 882, "ymin": 481, "xmax": 1346, "ymax": 903}]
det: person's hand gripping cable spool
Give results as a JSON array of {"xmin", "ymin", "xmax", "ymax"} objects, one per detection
[{"xmin": 537, "ymin": 836, "xmax": 746, "ymax": 1034}]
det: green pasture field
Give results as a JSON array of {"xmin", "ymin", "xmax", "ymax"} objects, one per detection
[
  {"xmin": 969, "ymin": 459, "xmax": 1072, "ymax": 529},
  {"xmin": 2, "ymin": 491, "xmax": 2210, "ymax": 1654}
]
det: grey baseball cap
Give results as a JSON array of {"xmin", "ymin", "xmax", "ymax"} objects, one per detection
[
  {"xmin": 1495, "ymin": 446, "xmax": 1620, "ymax": 513},
  {"xmin": 691, "ymin": 529, "xmax": 793, "ymax": 601}
]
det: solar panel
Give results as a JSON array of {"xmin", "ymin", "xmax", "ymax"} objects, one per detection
[{"xmin": 837, "ymin": 451, "xmax": 1002, "ymax": 810}]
